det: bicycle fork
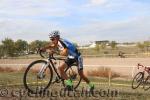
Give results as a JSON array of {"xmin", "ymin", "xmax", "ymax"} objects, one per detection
[{"xmin": 37, "ymin": 61, "xmax": 49, "ymax": 79}]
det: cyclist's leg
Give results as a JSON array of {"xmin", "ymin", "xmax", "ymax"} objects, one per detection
[
  {"xmin": 58, "ymin": 62, "xmax": 72, "ymax": 88},
  {"xmin": 58, "ymin": 62, "xmax": 68, "ymax": 80},
  {"xmin": 58, "ymin": 58, "xmax": 76, "ymax": 87},
  {"xmin": 77, "ymin": 55, "xmax": 94, "ymax": 91},
  {"xmin": 77, "ymin": 55, "xmax": 90, "ymax": 83},
  {"xmin": 78, "ymin": 70, "xmax": 89, "ymax": 83}
]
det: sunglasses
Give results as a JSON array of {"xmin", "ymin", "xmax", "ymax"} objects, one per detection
[{"xmin": 50, "ymin": 38, "xmax": 56, "ymax": 41}]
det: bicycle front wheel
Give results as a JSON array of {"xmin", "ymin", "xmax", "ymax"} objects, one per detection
[
  {"xmin": 132, "ymin": 72, "xmax": 144, "ymax": 89},
  {"xmin": 23, "ymin": 60, "xmax": 53, "ymax": 93}
]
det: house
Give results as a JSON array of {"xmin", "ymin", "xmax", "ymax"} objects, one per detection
[{"xmin": 79, "ymin": 40, "xmax": 110, "ymax": 49}]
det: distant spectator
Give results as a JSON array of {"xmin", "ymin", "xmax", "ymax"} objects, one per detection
[{"xmin": 118, "ymin": 51, "xmax": 125, "ymax": 58}]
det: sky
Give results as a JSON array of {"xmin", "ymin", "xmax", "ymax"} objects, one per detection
[{"xmin": 0, "ymin": 0, "xmax": 150, "ymax": 45}]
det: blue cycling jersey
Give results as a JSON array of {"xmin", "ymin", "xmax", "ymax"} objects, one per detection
[
  {"xmin": 58, "ymin": 38, "xmax": 83, "ymax": 70},
  {"xmin": 58, "ymin": 39, "xmax": 80, "ymax": 58}
]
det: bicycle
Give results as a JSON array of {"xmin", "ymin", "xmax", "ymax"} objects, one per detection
[
  {"xmin": 132, "ymin": 63, "xmax": 150, "ymax": 90},
  {"xmin": 23, "ymin": 50, "xmax": 82, "ymax": 93}
]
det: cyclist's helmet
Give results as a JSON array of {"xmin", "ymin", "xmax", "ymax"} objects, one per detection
[{"xmin": 49, "ymin": 30, "xmax": 60, "ymax": 39}]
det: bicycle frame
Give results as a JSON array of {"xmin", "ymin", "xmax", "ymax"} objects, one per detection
[
  {"xmin": 49, "ymin": 58, "xmax": 62, "ymax": 79},
  {"xmin": 39, "ymin": 55, "xmax": 70, "ymax": 81},
  {"xmin": 38, "ymin": 50, "xmax": 79, "ymax": 82},
  {"xmin": 137, "ymin": 63, "xmax": 150, "ymax": 74}
]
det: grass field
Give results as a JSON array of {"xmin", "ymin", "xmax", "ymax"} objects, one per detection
[{"xmin": 0, "ymin": 71, "xmax": 150, "ymax": 100}]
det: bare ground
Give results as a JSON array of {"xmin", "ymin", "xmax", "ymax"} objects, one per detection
[
  {"xmin": 0, "ymin": 57, "xmax": 150, "ymax": 77},
  {"xmin": 0, "ymin": 58, "xmax": 150, "ymax": 99}
]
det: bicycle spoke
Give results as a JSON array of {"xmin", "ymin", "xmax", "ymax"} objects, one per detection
[
  {"xmin": 24, "ymin": 60, "xmax": 53, "ymax": 93},
  {"xmin": 132, "ymin": 72, "xmax": 143, "ymax": 89}
]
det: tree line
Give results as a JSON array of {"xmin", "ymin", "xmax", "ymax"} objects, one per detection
[
  {"xmin": 137, "ymin": 41, "xmax": 150, "ymax": 52},
  {"xmin": 0, "ymin": 38, "xmax": 49, "ymax": 58},
  {"xmin": 0, "ymin": 38, "xmax": 150, "ymax": 58},
  {"xmin": 95, "ymin": 41, "xmax": 150, "ymax": 51}
]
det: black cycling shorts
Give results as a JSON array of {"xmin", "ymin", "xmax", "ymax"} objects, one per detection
[{"xmin": 65, "ymin": 57, "xmax": 83, "ymax": 71}]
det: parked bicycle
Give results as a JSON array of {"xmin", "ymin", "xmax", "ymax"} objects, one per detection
[
  {"xmin": 23, "ymin": 50, "xmax": 82, "ymax": 93},
  {"xmin": 132, "ymin": 63, "xmax": 150, "ymax": 90}
]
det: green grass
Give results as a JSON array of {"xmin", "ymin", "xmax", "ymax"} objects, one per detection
[
  {"xmin": 0, "ymin": 72, "xmax": 139, "ymax": 87},
  {"xmin": 0, "ymin": 72, "xmax": 150, "ymax": 100},
  {"xmin": 94, "ymin": 78, "xmax": 132, "ymax": 84},
  {"xmin": 0, "ymin": 72, "xmax": 24, "ymax": 86}
]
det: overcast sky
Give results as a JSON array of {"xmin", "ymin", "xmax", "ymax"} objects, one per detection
[{"xmin": 0, "ymin": 0, "xmax": 150, "ymax": 44}]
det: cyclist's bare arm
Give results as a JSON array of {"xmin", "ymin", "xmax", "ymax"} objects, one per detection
[
  {"xmin": 60, "ymin": 48, "xmax": 68, "ymax": 56},
  {"xmin": 41, "ymin": 43, "xmax": 56, "ymax": 51},
  {"xmin": 41, "ymin": 43, "xmax": 68, "ymax": 56},
  {"xmin": 40, "ymin": 43, "xmax": 57, "ymax": 55}
]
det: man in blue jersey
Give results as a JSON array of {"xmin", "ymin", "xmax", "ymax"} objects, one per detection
[{"xmin": 41, "ymin": 30, "xmax": 94, "ymax": 91}]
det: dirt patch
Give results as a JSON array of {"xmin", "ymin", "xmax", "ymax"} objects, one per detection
[
  {"xmin": 0, "ymin": 57, "xmax": 150, "ymax": 77},
  {"xmin": 87, "ymin": 67, "xmax": 121, "ymax": 78}
]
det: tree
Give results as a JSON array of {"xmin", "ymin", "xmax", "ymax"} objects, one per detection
[
  {"xmin": 42, "ymin": 41, "xmax": 49, "ymax": 46},
  {"xmin": 0, "ymin": 45, "xmax": 4, "ymax": 58},
  {"xmin": 110, "ymin": 41, "xmax": 117, "ymax": 49},
  {"xmin": 2, "ymin": 38, "xmax": 16, "ymax": 57},
  {"xmin": 15, "ymin": 39, "xmax": 28, "ymax": 55},
  {"xmin": 100, "ymin": 43, "xmax": 106, "ymax": 49},
  {"xmin": 143, "ymin": 41, "xmax": 150, "ymax": 52},
  {"xmin": 137, "ymin": 42, "xmax": 145, "ymax": 51},
  {"xmin": 95, "ymin": 44, "xmax": 100, "ymax": 52},
  {"xmin": 29, "ymin": 40, "xmax": 49, "ymax": 53}
]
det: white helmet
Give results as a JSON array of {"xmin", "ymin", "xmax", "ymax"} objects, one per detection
[{"xmin": 49, "ymin": 30, "xmax": 60, "ymax": 38}]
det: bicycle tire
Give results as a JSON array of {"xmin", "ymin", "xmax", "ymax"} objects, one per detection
[
  {"xmin": 23, "ymin": 60, "xmax": 53, "ymax": 93},
  {"xmin": 144, "ymin": 75, "xmax": 150, "ymax": 91},
  {"xmin": 62, "ymin": 67, "xmax": 82, "ymax": 90},
  {"xmin": 132, "ymin": 72, "xmax": 144, "ymax": 89}
]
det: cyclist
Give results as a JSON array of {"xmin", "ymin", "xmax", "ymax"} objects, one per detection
[{"xmin": 41, "ymin": 30, "xmax": 94, "ymax": 91}]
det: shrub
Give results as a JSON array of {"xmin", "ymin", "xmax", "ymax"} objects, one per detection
[
  {"xmin": 87, "ymin": 67, "xmax": 121, "ymax": 78},
  {"xmin": 0, "ymin": 66, "xmax": 15, "ymax": 72}
]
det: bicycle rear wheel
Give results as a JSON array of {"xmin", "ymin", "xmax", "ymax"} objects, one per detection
[
  {"xmin": 63, "ymin": 66, "xmax": 82, "ymax": 90},
  {"xmin": 23, "ymin": 60, "xmax": 53, "ymax": 93},
  {"xmin": 144, "ymin": 75, "xmax": 150, "ymax": 91},
  {"xmin": 132, "ymin": 72, "xmax": 144, "ymax": 89}
]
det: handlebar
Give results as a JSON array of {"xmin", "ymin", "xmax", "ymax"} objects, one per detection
[
  {"xmin": 137, "ymin": 63, "xmax": 150, "ymax": 72},
  {"xmin": 39, "ymin": 49, "xmax": 66, "ymax": 61},
  {"xmin": 39, "ymin": 50, "xmax": 45, "ymax": 58},
  {"xmin": 137, "ymin": 63, "xmax": 145, "ymax": 69}
]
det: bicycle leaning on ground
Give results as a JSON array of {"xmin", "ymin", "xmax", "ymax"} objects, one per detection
[
  {"xmin": 132, "ymin": 63, "xmax": 150, "ymax": 90},
  {"xmin": 23, "ymin": 50, "xmax": 82, "ymax": 93}
]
